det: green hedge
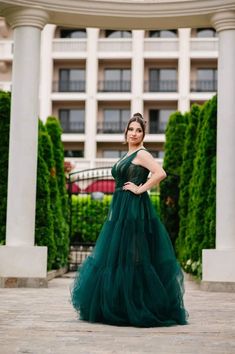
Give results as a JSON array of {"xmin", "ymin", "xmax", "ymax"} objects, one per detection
[
  {"xmin": 176, "ymin": 104, "xmax": 201, "ymax": 261},
  {"xmin": 70, "ymin": 193, "xmax": 160, "ymax": 243},
  {"xmin": 0, "ymin": 91, "xmax": 11, "ymax": 244},
  {"xmin": 160, "ymin": 111, "xmax": 188, "ymax": 246}
]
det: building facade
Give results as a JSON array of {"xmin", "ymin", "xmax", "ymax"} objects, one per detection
[{"xmin": 0, "ymin": 20, "xmax": 217, "ymax": 170}]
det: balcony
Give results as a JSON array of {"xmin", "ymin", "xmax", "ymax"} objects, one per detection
[
  {"xmin": 144, "ymin": 80, "xmax": 178, "ymax": 92},
  {"xmin": 53, "ymin": 81, "xmax": 86, "ymax": 92},
  {"xmin": 52, "ymin": 39, "xmax": 87, "ymax": 58},
  {"xmin": 0, "ymin": 41, "xmax": 13, "ymax": 60},
  {"xmin": 144, "ymin": 38, "xmax": 179, "ymax": 56},
  {"xmin": 190, "ymin": 38, "xmax": 218, "ymax": 58},
  {"xmin": 190, "ymin": 80, "xmax": 217, "ymax": 92},
  {"xmin": 98, "ymin": 80, "xmax": 131, "ymax": 92},
  {"xmin": 0, "ymin": 81, "xmax": 12, "ymax": 91},
  {"xmin": 98, "ymin": 38, "xmax": 132, "ymax": 57},
  {"xmin": 97, "ymin": 121, "xmax": 127, "ymax": 134},
  {"xmin": 61, "ymin": 122, "xmax": 85, "ymax": 134}
]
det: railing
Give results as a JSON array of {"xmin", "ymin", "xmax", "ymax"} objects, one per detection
[
  {"xmin": 98, "ymin": 80, "xmax": 131, "ymax": 92},
  {"xmin": 0, "ymin": 81, "xmax": 12, "ymax": 91},
  {"xmin": 144, "ymin": 80, "xmax": 178, "ymax": 92},
  {"xmin": 0, "ymin": 41, "xmax": 13, "ymax": 59},
  {"xmin": 98, "ymin": 38, "xmax": 132, "ymax": 52},
  {"xmin": 97, "ymin": 121, "xmax": 127, "ymax": 134},
  {"xmin": 61, "ymin": 122, "xmax": 85, "ymax": 133},
  {"xmin": 53, "ymin": 81, "xmax": 86, "ymax": 92},
  {"xmin": 190, "ymin": 38, "xmax": 218, "ymax": 52},
  {"xmin": 52, "ymin": 39, "xmax": 87, "ymax": 53},
  {"xmin": 144, "ymin": 38, "xmax": 179, "ymax": 52},
  {"xmin": 190, "ymin": 80, "xmax": 217, "ymax": 92}
]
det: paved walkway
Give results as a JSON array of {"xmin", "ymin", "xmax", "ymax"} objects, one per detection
[{"xmin": 0, "ymin": 274, "xmax": 235, "ymax": 354}]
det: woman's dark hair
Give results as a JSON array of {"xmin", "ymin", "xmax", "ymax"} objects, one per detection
[{"xmin": 124, "ymin": 113, "xmax": 146, "ymax": 142}]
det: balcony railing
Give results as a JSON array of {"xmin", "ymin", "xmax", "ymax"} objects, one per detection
[
  {"xmin": 98, "ymin": 80, "xmax": 131, "ymax": 92},
  {"xmin": 190, "ymin": 38, "xmax": 218, "ymax": 53},
  {"xmin": 144, "ymin": 80, "xmax": 178, "ymax": 92},
  {"xmin": 52, "ymin": 39, "xmax": 87, "ymax": 53},
  {"xmin": 144, "ymin": 38, "xmax": 179, "ymax": 52},
  {"xmin": 61, "ymin": 122, "xmax": 85, "ymax": 133},
  {"xmin": 190, "ymin": 80, "xmax": 217, "ymax": 92},
  {"xmin": 97, "ymin": 121, "xmax": 127, "ymax": 134},
  {"xmin": 0, "ymin": 41, "xmax": 13, "ymax": 59},
  {"xmin": 97, "ymin": 121, "xmax": 165, "ymax": 134},
  {"xmin": 53, "ymin": 81, "xmax": 86, "ymax": 92},
  {"xmin": 98, "ymin": 38, "xmax": 132, "ymax": 52}
]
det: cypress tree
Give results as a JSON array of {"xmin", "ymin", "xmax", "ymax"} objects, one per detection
[
  {"xmin": 176, "ymin": 104, "xmax": 201, "ymax": 260},
  {"xmin": 39, "ymin": 122, "xmax": 69, "ymax": 268},
  {"xmin": 45, "ymin": 117, "xmax": 68, "ymax": 221},
  {"xmin": 160, "ymin": 111, "xmax": 188, "ymax": 246},
  {"xmin": 184, "ymin": 95, "xmax": 217, "ymax": 274},
  {"xmin": 35, "ymin": 130, "xmax": 56, "ymax": 270},
  {"xmin": 0, "ymin": 91, "xmax": 11, "ymax": 244}
]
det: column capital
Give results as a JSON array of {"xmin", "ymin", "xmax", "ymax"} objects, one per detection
[
  {"xmin": 2, "ymin": 6, "xmax": 49, "ymax": 30},
  {"xmin": 211, "ymin": 11, "xmax": 235, "ymax": 32}
]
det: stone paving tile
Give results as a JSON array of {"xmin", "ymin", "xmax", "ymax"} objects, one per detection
[{"xmin": 0, "ymin": 276, "xmax": 235, "ymax": 354}]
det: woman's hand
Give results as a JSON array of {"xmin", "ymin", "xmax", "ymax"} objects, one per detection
[{"xmin": 123, "ymin": 182, "xmax": 142, "ymax": 194}]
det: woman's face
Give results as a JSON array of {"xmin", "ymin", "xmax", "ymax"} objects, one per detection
[{"xmin": 126, "ymin": 121, "xmax": 144, "ymax": 145}]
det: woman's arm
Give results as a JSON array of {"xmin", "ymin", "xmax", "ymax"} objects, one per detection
[{"xmin": 123, "ymin": 149, "xmax": 167, "ymax": 194}]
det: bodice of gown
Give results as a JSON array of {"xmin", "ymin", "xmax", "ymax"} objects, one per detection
[{"xmin": 111, "ymin": 150, "xmax": 149, "ymax": 189}]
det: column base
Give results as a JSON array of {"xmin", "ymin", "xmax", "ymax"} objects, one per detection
[
  {"xmin": 201, "ymin": 280, "xmax": 235, "ymax": 293},
  {"xmin": 202, "ymin": 249, "xmax": 235, "ymax": 282},
  {"xmin": 0, "ymin": 245, "xmax": 47, "ymax": 287}
]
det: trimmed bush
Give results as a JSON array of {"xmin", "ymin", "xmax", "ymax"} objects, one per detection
[
  {"xmin": 45, "ymin": 117, "xmax": 68, "ymax": 222},
  {"xmin": 160, "ymin": 111, "xmax": 188, "ymax": 245},
  {"xmin": 176, "ymin": 104, "xmax": 201, "ymax": 260},
  {"xmin": 35, "ymin": 132, "xmax": 56, "ymax": 270},
  {"xmin": 0, "ymin": 91, "xmax": 11, "ymax": 244},
  {"xmin": 183, "ymin": 96, "xmax": 217, "ymax": 277},
  {"xmin": 38, "ymin": 122, "xmax": 69, "ymax": 268}
]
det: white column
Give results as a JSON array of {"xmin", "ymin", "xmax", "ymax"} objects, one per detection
[
  {"xmin": 202, "ymin": 11, "xmax": 235, "ymax": 285},
  {"xmin": 131, "ymin": 30, "xmax": 144, "ymax": 114},
  {"xmin": 39, "ymin": 24, "xmax": 56, "ymax": 122},
  {"xmin": 178, "ymin": 28, "xmax": 191, "ymax": 113},
  {"xmin": 0, "ymin": 8, "xmax": 49, "ymax": 287},
  {"xmin": 85, "ymin": 28, "xmax": 98, "ymax": 168}
]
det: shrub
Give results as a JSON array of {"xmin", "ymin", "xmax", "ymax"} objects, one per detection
[
  {"xmin": 160, "ymin": 111, "xmax": 188, "ymax": 246},
  {"xmin": 176, "ymin": 104, "xmax": 201, "ymax": 261}
]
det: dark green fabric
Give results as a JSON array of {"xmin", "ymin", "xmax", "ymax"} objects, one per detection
[{"xmin": 71, "ymin": 149, "xmax": 188, "ymax": 327}]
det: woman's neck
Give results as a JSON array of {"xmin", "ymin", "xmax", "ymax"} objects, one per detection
[{"xmin": 128, "ymin": 144, "xmax": 143, "ymax": 153}]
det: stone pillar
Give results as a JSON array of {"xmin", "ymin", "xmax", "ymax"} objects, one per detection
[
  {"xmin": 39, "ymin": 24, "xmax": 56, "ymax": 122},
  {"xmin": 0, "ymin": 7, "xmax": 49, "ymax": 287},
  {"xmin": 178, "ymin": 28, "xmax": 191, "ymax": 113},
  {"xmin": 202, "ymin": 11, "xmax": 235, "ymax": 290},
  {"xmin": 131, "ymin": 30, "xmax": 144, "ymax": 114},
  {"xmin": 84, "ymin": 28, "xmax": 98, "ymax": 168}
]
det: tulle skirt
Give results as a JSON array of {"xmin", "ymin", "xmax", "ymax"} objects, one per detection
[{"xmin": 71, "ymin": 190, "xmax": 188, "ymax": 327}]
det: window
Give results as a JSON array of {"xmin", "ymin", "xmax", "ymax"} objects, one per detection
[
  {"xmin": 64, "ymin": 150, "xmax": 84, "ymax": 158},
  {"xmin": 60, "ymin": 29, "xmax": 87, "ymax": 38},
  {"xmin": 59, "ymin": 109, "xmax": 85, "ymax": 133},
  {"xmin": 103, "ymin": 150, "xmax": 126, "ymax": 158},
  {"xmin": 196, "ymin": 28, "xmax": 217, "ymax": 38},
  {"xmin": 148, "ymin": 69, "xmax": 177, "ymax": 92},
  {"xmin": 149, "ymin": 109, "xmax": 175, "ymax": 133},
  {"xmin": 192, "ymin": 69, "xmax": 217, "ymax": 92},
  {"xmin": 98, "ymin": 109, "xmax": 130, "ymax": 133},
  {"xmin": 105, "ymin": 30, "xmax": 132, "ymax": 38},
  {"xmin": 148, "ymin": 150, "xmax": 165, "ymax": 158},
  {"xmin": 59, "ymin": 69, "xmax": 85, "ymax": 92},
  {"xmin": 101, "ymin": 69, "xmax": 131, "ymax": 92},
  {"xmin": 149, "ymin": 30, "xmax": 177, "ymax": 38}
]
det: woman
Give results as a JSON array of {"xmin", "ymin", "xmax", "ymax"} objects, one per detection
[{"xmin": 71, "ymin": 113, "xmax": 188, "ymax": 327}]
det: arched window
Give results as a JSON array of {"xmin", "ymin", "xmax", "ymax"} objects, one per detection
[
  {"xmin": 105, "ymin": 30, "xmax": 132, "ymax": 38},
  {"xmin": 196, "ymin": 28, "xmax": 217, "ymax": 38},
  {"xmin": 60, "ymin": 29, "xmax": 87, "ymax": 38},
  {"xmin": 149, "ymin": 30, "xmax": 177, "ymax": 38}
]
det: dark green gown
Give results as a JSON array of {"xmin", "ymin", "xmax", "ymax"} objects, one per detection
[{"xmin": 71, "ymin": 149, "xmax": 188, "ymax": 327}]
